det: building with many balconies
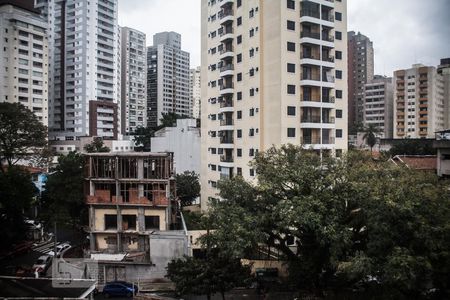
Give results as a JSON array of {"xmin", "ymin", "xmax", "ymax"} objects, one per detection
[
  {"xmin": 200, "ymin": 0, "xmax": 348, "ymax": 210},
  {"xmin": 0, "ymin": 0, "xmax": 49, "ymax": 126}
]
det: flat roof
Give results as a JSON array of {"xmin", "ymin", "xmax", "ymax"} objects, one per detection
[{"xmin": 85, "ymin": 152, "xmax": 172, "ymax": 157}]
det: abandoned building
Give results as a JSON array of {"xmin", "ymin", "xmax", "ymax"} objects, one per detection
[{"xmin": 84, "ymin": 152, "xmax": 177, "ymax": 258}]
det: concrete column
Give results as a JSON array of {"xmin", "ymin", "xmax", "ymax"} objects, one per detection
[
  {"xmin": 117, "ymin": 207, "xmax": 122, "ymax": 252},
  {"xmin": 138, "ymin": 158, "xmax": 144, "ymax": 180},
  {"xmin": 138, "ymin": 207, "xmax": 145, "ymax": 232}
]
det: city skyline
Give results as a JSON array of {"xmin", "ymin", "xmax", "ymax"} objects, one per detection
[{"xmin": 118, "ymin": 0, "xmax": 450, "ymax": 74}]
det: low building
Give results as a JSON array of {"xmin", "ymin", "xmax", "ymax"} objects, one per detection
[
  {"xmin": 390, "ymin": 155, "xmax": 437, "ymax": 172},
  {"xmin": 151, "ymin": 119, "xmax": 200, "ymax": 174},
  {"xmin": 434, "ymin": 129, "xmax": 450, "ymax": 177},
  {"xmin": 50, "ymin": 136, "xmax": 136, "ymax": 154}
]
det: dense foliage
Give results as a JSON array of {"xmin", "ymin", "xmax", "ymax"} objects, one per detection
[
  {"xmin": 176, "ymin": 171, "xmax": 200, "ymax": 207},
  {"xmin": 83, "ymin": 137, "xmax": 110, "ymax": 153},
  {"xmin": 0, "ymin": 103, "xmax": 47, "ymax": 167},
  {"xmin": 207, "ymin": 145, "xmax": 449, "ymax": 298},
  {"xmin": 389, "ymin": 139, "xmax": 436, "ymax": 156}
]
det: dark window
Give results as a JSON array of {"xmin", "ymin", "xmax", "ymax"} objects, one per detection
[
  {"xmin": 237, "ymin": 149, "xmax": 242, "ymax": 157},
  {"xmin": 287, "ymin": 42, "xmax": 296, "ymax": 52},
  {"xmin": 336, "ymin": 129, "xmax": 343, "ymax": 138},
  {"xmin": 287, "ymin": 20, "xmax": 295, "ymax": 30},
  {"xmin": 287, "ymin": 0, "xmax": 295, "ymax": 9},
  {"xmin": 287, "ymin": 84, "xmax": 296, "ymax": 94},
  {"xmin": 211, "ymin": 164, "xmax": 216, "ymax": 171},
  {"xmin": 249, "ymin": 128, "xmax": 255, "ymax": 136},
  {"xmin": 250, "ymin": 169, "xmax": 255, "ymax": 176},
  {"xmin": 237, "ymin": 167, "xmax": 242, "ymax": 176},
  {"xmin": 104, "ymin": 215, "xmax": 117, "ymax": 230},
  {"xmin": 211, "ymin": 148, "xmax": 217, "ymax": 154},
  {"xmin": 250, "ymin": 88, "xmax": 255, "ymax": 96},
  {"xmin": 237, "ymin": 91, "xmax": 242, "ymax": 100},
  {"xmin": 237, "ymin": 0, "xmax": 242, "ymax": 7},
  {"xmin": 145, "ymin": 216, "xmax": 160, "ymax": 230},
  {"xmin": 249, "ymin": 9, "xmax": 254, "ymax": 18},
  {"xmin": 336, "ymin": 109, "xmax": 343, "ymax": 118},
  {"xmin": 335, "ymin": 50, "xmax": 342, "ymax": 60},
  {"xmin": 287, "ymin": 128, "xmax": 296, "ymax": 137},
  {"xmin": 237, "ymin": 17, "xmax": 242, "ymax": 26},
  {"xmin": 237, "ymin": 110, "xmax": 242, "ymax": 119},
  {"xmin": 336, "ymin": 149, "xmax": 343, "ymax": 157},
  {"xmin": 237, "ymin": 73, "xmax": 242, "ymax": 81},
  {"xmin": 335, "ymin": 31, "xmax": 342, "ymax": 40},
  {"xmin": 287, "ymin": 106, "xmax": 296, "ymax": 115},
  {"xmin": 335, "ymin": 12, "xmax": 342, "ymax": 21},
  {"xmin": 336, "ymin": 90, "xmax": 343, "ymax": 99},
  {"xmin": 249, "ymin": 148, "xmax": 255, "ymax": 156},
  {"xmin": 287, "ymin": 63, "xmax": 295, "ymax": 73},
  {"xmin": 336, "ymin": 70, "xmax": 342, "ymax": 79},
  {"xmin": 249, "ymin": 68, "xmax": 255, "ymax": 76},
  {"xmin": 237, "ymin": 129, "xmax": 242, "ymax": 138},
  {"xmin": 237, "ymin": 35, "xmax": 242, "ymax": 44},
  {"xmin": 122, "ymin": 215, "xmax": 136, "ymax": 230},
  {"xmin": 249, "ymin": 108, "xmax": 255, "ymax": 116},
  {"xmin": 237, "ymin": 53, "xmax": 242, "ymax": 63}
]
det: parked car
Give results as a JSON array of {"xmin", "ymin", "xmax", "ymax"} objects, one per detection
[
  {"xmin": 47, "ymin": 242, "xmax": 71, "ymax": 257},
  {"xmin": 103, "ymin": 281, "xmax": 137, "ymax": 298},
  {"xmin": 32, "ymin": 255, "xmax": 52, "ymax": 275}
]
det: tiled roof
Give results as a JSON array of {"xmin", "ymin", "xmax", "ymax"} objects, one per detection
[{"xmin": 391, "ymin": 155, "xmax": 437, "ymax": 171}]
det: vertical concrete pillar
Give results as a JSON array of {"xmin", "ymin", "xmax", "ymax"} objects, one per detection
[{"xmin": 117, "ymin": 207, "xmax": 122, "ymax": 252}]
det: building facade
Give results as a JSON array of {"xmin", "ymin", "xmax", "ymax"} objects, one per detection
[
  {"xmin": 438, "ymin": 58, "xmax": 450, "ymax": 126},
  {"xmin": 85, "ymin": 152, "xmax": 176, "ymax": 255},
  {"xmin": 0, "ymin": 1, "xmax": 49, "ymax": 126},
  {"xmin": 146, "ymin": 32, "xmax": 191, "ymax": 128},
  {"xmin": 394, "ymin": 64, "xmax": 445, "ymax": 139},
  {"xmin": 363, "ymin": 75, "xmax": 393, "ymax": 138},
  {"xmin": 35, "ymin": 0, "xmax": 121, "ymax": 140},
  {"xmin": 200, "ymin": 0, "xmax": 348, "ymax": 210},
  {"xmin": 347, "ymin": 31, "xmax": 374, "ymax": 133},
  {"xmin": 190, "ymin": 66, "xmax": 201, "ymax": 119},
  {"xmin": 151, "ymin": 119, "xmax": 201, "ymax": 174},
  {"xmin": 120, "ymin": 27, "xmax": 147, "ymax": 135}
]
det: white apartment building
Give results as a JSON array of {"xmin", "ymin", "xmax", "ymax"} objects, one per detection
[
  {"xmin": 35, "ymin": 0, "xmax": 121, "ymax": 140},
  {"xmin": 394, "ymin": 64, "xmax": 445, "ymax": 139},
  {"xmin": 363, "ymin": 75, "xmax": 393, "ymax": 138},
  {"xmin": 151, "ymin": 119, "xmax": 201, "ymax": 174},
  {"xmin": 190, "ymin": 66, "xmax": 201, "ymax": 119},
  {"xmin": 120, "ymin": 27, "xmax": 147, "ymax": 135},
  {"xmin": 200, "ymin": 0, "xmax": 348, "ymax": 210},
  {"xmin": 0, "ymin": 1, "xmax": 49, "ymax": 126},
  {"xmin": 147, "ymin": 32, "xmax": 191, "ymax": 128}
]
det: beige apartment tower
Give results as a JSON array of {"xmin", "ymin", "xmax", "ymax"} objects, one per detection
[
  {"xmin": 201, "ymin": 0, "xmax": 348, "ymax": 210},
  {"xmin": 394, "ymin": 64, "xmax": 445, "ymax": 139}
]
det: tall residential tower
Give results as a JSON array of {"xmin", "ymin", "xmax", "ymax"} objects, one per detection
[
  {"xmin": 120, "ymin": 27, "xmax": 147, "ymax": 135},
  {"xmin": 147, "ymin": 32, "xmax": 191, "ymax": 128},
  {"xmin": 35, "ymin": 0, "xmax": 121, "ymax": 140},
  {"xmin": 0, "ymin": 0, "xmax": 49, "ymax": 126},
  {"xmin": 200, "ymin": 0, "xmax": 348, "ymax": 210},
  {"xmin": 190, "ymin": 66, "xmax": 201, "ymax": 119},
  {"xmin": 347, "ymin": 31, "xmax": 374, "ymax": 133}
]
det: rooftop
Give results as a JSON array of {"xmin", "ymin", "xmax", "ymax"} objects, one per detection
[{"xmin": 390, "ymin": 155, "xmax": 437, "ymax": 171}]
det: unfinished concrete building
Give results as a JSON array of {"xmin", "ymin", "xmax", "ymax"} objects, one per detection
[{"xmin": 84, "ymin": 152, "xmax": 176, "ymax": 259}]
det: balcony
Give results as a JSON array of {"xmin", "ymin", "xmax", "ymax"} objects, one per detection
[
  {"xmin": 220, "ymin": 46, "xmax": 234, "ymax": 59},
  {"xmin": 220, "ymin": 119, "xmax": 234, "ymax": 126},
  {"xmin": 322, "ymin": 34, "xmax": 334, "ymax": 42},
  {"xmin": 220, "ymin": 0, "xmax": 233, "ymax": 8},
  {"xmin": 219, "ymin": 83, "xmax": 234, "ymax": 95},
  {"xmin": 300, "ymin": 9, "xmax": 320, "ymax": 19},
  {"xmin": 220, "ymin": 136, "xmax": 234, "ymax": 144},
  {"xmin": 301, "ymin": 73, "xmax": 321, "ymax": 81},
  {"xmin": 323, "ymin": 117, "xmax": 335, "ymax": 124},
  {"xmin": 220, "ymin": 99, "xmax": 233, "ymax": 108},
  {"xmin": 300, "ymin": 31, "xmax": 321, "ymax": 40},
  {"xmin": 322, "ymin": 14, "xmax": 334, "ymax": 22},
  {"xmin": 322, "ymin": 55, "xmax": 334, "ymax": 63},
  {"xmin": 86, "ymin": 191, "xmax": 169, "ymax": 207},
  {"xmin": 220, "ymin": 155, "xmax": 234, "ymax": 163},
  {"xmin": 219, "ymin": 9, "xmax": 234, "ymax": 24},
  {"xmin": 219, "ymin": 28, "xmax": 234, "ymax": 42},
  {"xmin": 301, "ymin": 115, "xmax": 321, "ymax": 123},
  {"xmin": 301, "ymin": 136, "xmax": 321, "ymax": 144},
  {"xmin": 322, "ymin": 96, "xmax": 335, "ymax": 103},
  {"xmin": 220, "ymin": 64, "xmax": 234, "ymax": 77}
]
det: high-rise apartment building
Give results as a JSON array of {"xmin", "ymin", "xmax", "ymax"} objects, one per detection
[
  {"xmin": 394, "ymin": 64, "xmax": 445, "ymax": 138},
  {"xmin": 146, "ymin": 32, "xmax": 191, "ymax": 128},
  {"xmin": 190, "ymin": 66, "xmax": 201, "ymax": 119},
  {"xmin": 0, "ymin": 0, "xmax": 49, "ymax": 126},
  {"xmin": 438, "ymin": 58, "xmax": 450, "ymax": 126},
  {"xmin": 120, "ymin": 27, "xmax": 147, "ymax": 135},
  {"xmin": 348, "ymin": 31, "xmax": 374, "ymax": 133},
  {"xmin": 200, "ymin": 0, "xmax": 348, "ymax": 210},
  {"xmin": 35, "ymin": 0, "xmax": 121, "ymax": 140},
  {"xmin": 363, "ymin": 75, "xmax": 393, "ymax": 138}
]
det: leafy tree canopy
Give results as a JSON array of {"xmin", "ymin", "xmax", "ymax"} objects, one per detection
[
  {"xmin": 83, "ymin": 137, "xmax": 110, "ymax": 153},
  {"xmin": 0, "ymin": 103, "xmax": 47, "ymax": 167},
  {"xmin": 208, "ymin": 145, "xmax": 449, "ymax": 297},
  {"xmin": 389, "ymin": 139, "xmax": 436, "ymax": 156},
  {"xmin": 176, "ymin": 171, "xmax": 200, "ymax": 207}
]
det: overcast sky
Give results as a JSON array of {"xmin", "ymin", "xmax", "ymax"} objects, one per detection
[{"xmin": 118, "ymin": 0, "xmax": 450, "ymax": 76}]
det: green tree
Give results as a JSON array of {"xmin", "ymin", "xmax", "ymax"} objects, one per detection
[
  {"xmin": 389, "ymin": 139, "xmax": 436, "ymax": 156},
  {"xmin": 209, "ymin": 145, "xmax": 449, "ymax": 297},
  {"xmin": 160, "ymin": 112, "xmax": 184, "ymax": 128},
  {"xmin": 176, "ymin": 171, "xmax": 200, "ymax": 207},
  {"xmin": 362, "ymin": 124, "xmax": 380, "ymax": 154},
  {"xmin": 0, "ymin": 103, "xmax": 47, "ymax": 168},
  {"xmin": 41, "ymin": 152, "xmax": 86, "ymax": 227},
  {"xmin": 0, "ymin": 166, "xmax": 38, "ymax": 249},
  {"xmin": 132, "ymin": 127, "xmax": 155, "ymax": 152},
  {"xmin": 83, "ymin": 137, "xmax": 110, "ymax": 153}
]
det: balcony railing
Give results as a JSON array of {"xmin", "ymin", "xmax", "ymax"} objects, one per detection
[
  {"xmin": 322, "ymin": 137, "xmax": 335, "ymax": 144},
  {"xmin": 322, "ymin": 34, "xmax": 334, "ymax": 42},
  {"xmin": 220, "ymin": 136, "xmax": 234, "ymax": 144},
  {"xmin": 220, "ymin": 46, "xmax": 234, "ymax": 54},
  {"xmin": 301, "ymin": 52, "xmax": 320, "ymax": 60},
  {"xmin": 302, "ymin": 136, "xmax": 321, "ymax": 144},
  {"xmin": 301, "ymin": 116, "xmax": 321, "ymax": 123},
  {"xmin": 220, "ymin": 99, "xmax": 233, "ymax": 108},
  {"xmin": 302, "ymin": 96, "xmax": 321, "ymax": 102},
  {"xmin": 220, "ymin": 64, "xmax": 234, "ymax": 72},
  {"xmin": 302, "ymin": 73, "xmax": 321, "ymax": 81},
  {"xmin": 300, "ymin": 9, "xmax": 320, "ymax": 18},
  {"xmin": 219, "ymin": 9, "xmax": 234, "ymax": 19},
  {"xmin": 220, "ymin": 28, "xmax": 234, "ymax": 36},
  {"xmin": 220, "ymin": 82, "xmax": 234, "ymax": 90},
  {"xmin": 322, "ymin": 14, "xmax": 334, "ymax": 22},
  {"xmin": 322, "ymin": 117, "xmax": 335, "ymax": 124},
  {"xmin": 220, "ymin": 119, "xmax": 234, "ymax": 126},
  {"xmin": 322, "ymin": 74, "xmax": 335, "ymax": 83},
  {"xmin": 301, "ymin": 31, "xmax": 321, "ymax": 40},
  {"xmin": 220, "ymin": 155, "xmax": 234, "ymax": 163},
  {"xmin": 322, "ymin": 55, "xmax": 334, "ymax": 62},
  {"xmin": 322, "ymin": 96, "xmax": 335, "ymax": 103}
]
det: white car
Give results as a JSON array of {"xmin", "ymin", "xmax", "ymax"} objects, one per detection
[
  {"xmin": 33, "ymin": 255, "xmax": 52, "ymax": 275},
  {"xmin": 47, "ymin": 242, "xmax": 71, "ymax": 257}
]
